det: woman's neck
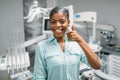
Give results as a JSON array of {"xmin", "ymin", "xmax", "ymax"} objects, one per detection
[
  {"xmin": 56, "ymin": 36, "xmax": 65, "ymax": 52},
  {"xmin": 56, "ymin": 36, "xmax": 65, "ymax": 43}
]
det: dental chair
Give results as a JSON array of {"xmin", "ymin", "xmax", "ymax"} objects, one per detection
[{"xmin": 79, "ymin": 63, "xmax": 95, "ymax": 80}]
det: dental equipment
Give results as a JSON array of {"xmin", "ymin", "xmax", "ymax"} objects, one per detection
[
  {"xmin": 24, "ymin": 0, "xmax": 48, "ymax": 23},
  {"xmin": 10, "ymin": 70, "xmax": 33, "ymax": 80},
  {"xmin": 74, "ymin": 11, "xmax": 97, "ymax": 42},
  {"xmin": 79, "ymin": 63, "xmax": 94, "ymax": 80},
  {"xmin": 74, "ymin": 11, "xmax": 102, "ymax": 52},
  {"xmin": 96, "ymin": 24, "xmax": 115, "ymax": 32},
  {"xmin": 0, "ymin": 54, "xmax": 7, "ymax": 70},
  {"xmin": 0, "ymin": 32, "xmax": 33, "ymax": 80},
  {"xmin": 24, "ymin": 34, "xmax": 46, "ymax": 47}
]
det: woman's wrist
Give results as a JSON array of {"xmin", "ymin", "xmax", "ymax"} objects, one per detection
[{"xmin": 77, "ymin": 36, "xmax": 83, "ymax": 43}]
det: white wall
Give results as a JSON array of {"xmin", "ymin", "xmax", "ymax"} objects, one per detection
[
  {"xmin": 57, "ymin": 0, "xmax": 120, "ymax": 25},
  {"xmin": 0, "ymin": 0, "xmax": 24, "ymax": 52}
]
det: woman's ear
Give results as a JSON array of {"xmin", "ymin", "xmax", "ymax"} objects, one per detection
[{"xmin": 68, "ymin": 19, "xmax": 70, "ymax": 26}]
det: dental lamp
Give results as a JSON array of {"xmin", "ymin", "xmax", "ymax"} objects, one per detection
[{"xmin": 24, "ymin": 0, "xmax": 48, "ymax": 23}]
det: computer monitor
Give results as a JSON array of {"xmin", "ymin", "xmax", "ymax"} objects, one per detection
[{"xmin": 42, "ymin": 17, "xmax": 52, "ymax": 34}]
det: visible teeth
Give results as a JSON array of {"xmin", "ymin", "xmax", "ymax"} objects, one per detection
[
  {"xmin": 55, "ymin": 27, "xmax": 62, "ymax": 31},
  {"xmin": 55, "ymin": 28, "xmax": 62, "ymax": 32},
  {"xmin": 59, "ymin": 27, "xmax": 62, "ymax": 29},
  {"xmin": 56, "ymin": 29, "xmax": 61, "ymax": 32}
]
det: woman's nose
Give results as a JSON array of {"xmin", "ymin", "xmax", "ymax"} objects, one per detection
[{"xmin": 56, "ymin": 22, "xmax": 61, "ymax": 27}]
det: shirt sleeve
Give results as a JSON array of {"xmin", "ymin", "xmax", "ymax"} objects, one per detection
[{"xmin": 33, "ymin": 44, "xmax": 47, "ymax": 80}]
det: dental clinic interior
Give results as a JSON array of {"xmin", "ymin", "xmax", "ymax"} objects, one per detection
[{"xmin": 0, "ymin": 0, "xmax": 120, "ymax": 80}]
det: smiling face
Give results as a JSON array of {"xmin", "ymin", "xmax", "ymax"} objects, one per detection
[{"xmin": 50, "ymin": 12, "xmax": 70, "ymax": 39}]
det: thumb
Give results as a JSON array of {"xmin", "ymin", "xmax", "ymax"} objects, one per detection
[{"xmin": 71, "ymin": 25, "xmax": 75, "ymax": 31}]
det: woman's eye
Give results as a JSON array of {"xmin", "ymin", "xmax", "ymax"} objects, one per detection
[
  {"xmin": 60, "ymin": 20, "xmax": 66, "ymax": 24},
  {"xmin": 50, "ymin": 21, "xmax": 56, "ymax": 24}
]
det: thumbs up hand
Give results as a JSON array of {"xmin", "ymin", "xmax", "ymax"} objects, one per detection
[{"xmin": 67, "ymin": 25, "xmax": 84, "ymax": 43}]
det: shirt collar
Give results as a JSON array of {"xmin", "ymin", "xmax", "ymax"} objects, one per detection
[{"xmin": 48, "ymin": 36, "xmax": 56, "ymax": 42}]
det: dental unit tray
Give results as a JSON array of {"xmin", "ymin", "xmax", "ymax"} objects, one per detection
[
  {"xmin": 0, "ymin": 52, "xmax": 30, "ymax": 71},
  {"xmin": 10, "ymin": 70, "xmax": 33, "ymax": 80}
]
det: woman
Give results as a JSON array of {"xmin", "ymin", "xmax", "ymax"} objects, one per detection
[{"xmin": 33, "ymin": 6, "xmax": 101, "ymax": 80}]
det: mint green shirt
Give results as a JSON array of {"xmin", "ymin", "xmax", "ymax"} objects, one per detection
[{"xmin": 33, "ymin": 36, "xmax": 89, "ymax": 80}]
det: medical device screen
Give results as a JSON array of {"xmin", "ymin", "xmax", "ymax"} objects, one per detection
[{"xmin": 44, "ymin": 18, "xmax": 50, "ymax": 30}]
